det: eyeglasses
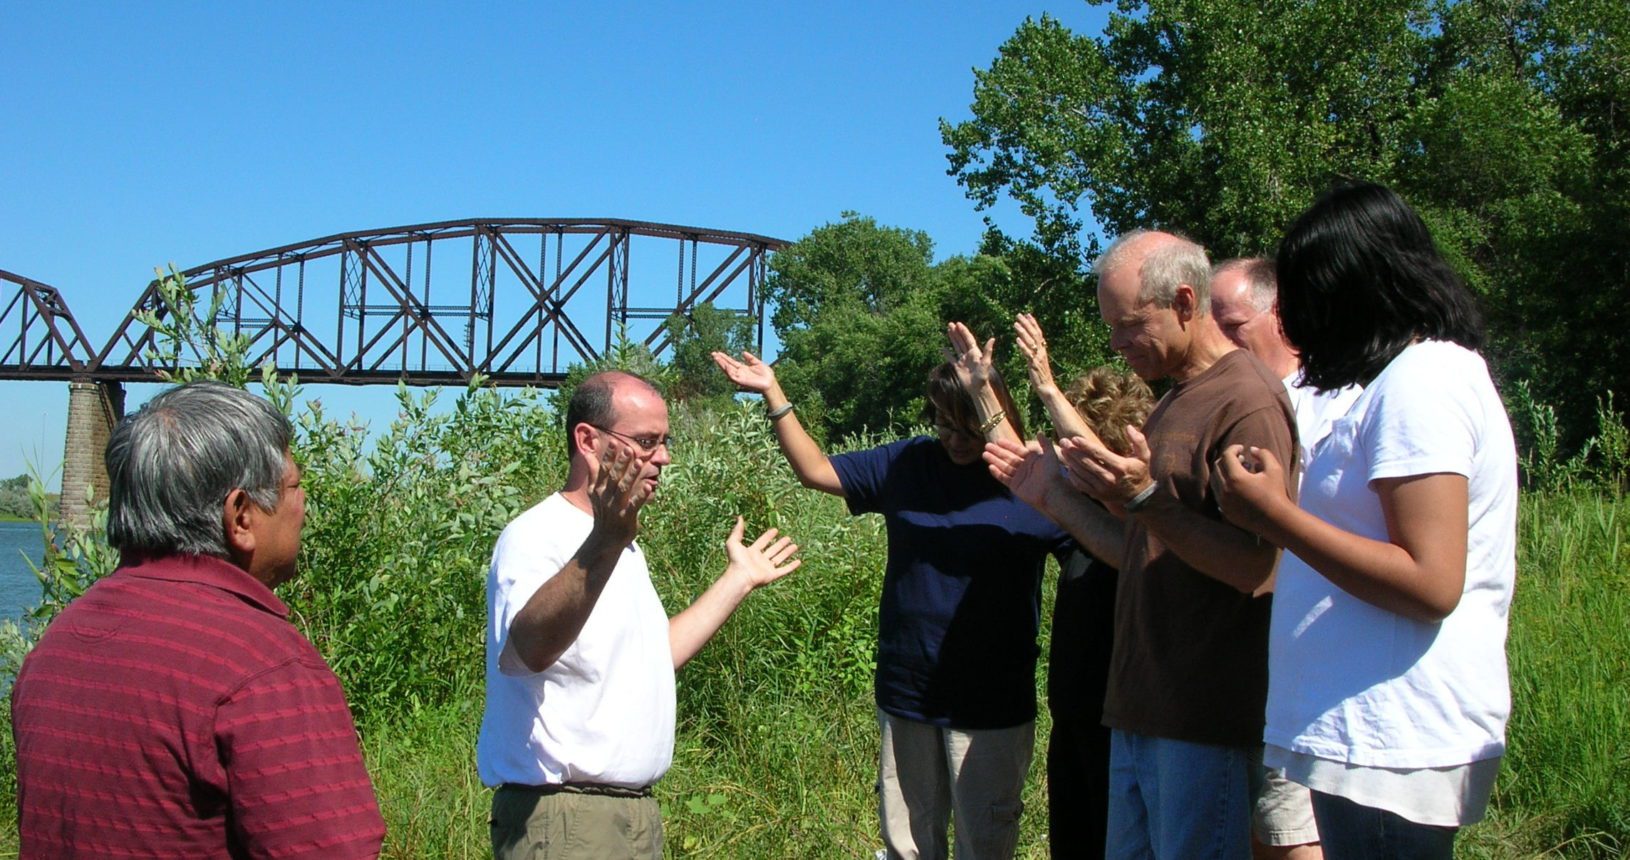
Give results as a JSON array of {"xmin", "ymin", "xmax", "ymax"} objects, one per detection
[
  {"xmin": 933, "ymin": 422, "xmax": 979, "ymax": 440},
  {"xmin": 591, "ymin": 425, "xmax": 674, "ymax": 453}
]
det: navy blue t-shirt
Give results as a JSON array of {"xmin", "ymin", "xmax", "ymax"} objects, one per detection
[{"xmin": 830, "ymin": 436, "xmax": 1071, "ymax": 729}]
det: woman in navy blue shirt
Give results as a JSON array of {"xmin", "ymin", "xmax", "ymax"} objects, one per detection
[{"xmin": 715, "ymin": 327, "xmax": 1068, "ymax": 860}]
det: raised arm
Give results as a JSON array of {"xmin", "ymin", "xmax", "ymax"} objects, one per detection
[
  {"xmin": 945, "ymin": 321, "xmax": 1021, "ymax": 444},
  {"xmin": 668, "ymin": 517, "xmax": 803, "ymax": 668},
  {"xmin": 1014, "ymin": 313, "xmax": 1093, "ymax": 439},
  {"xmin": 506, "ymin": 443, "xmax": 650, "ymax": 673},
  {"xmin": 711, "ymin": 350, "xmax": 843, "ymax": 496},
  {"xmin": 1213, "ymin": 445, "xmax": 1469, "ymax": 622}
]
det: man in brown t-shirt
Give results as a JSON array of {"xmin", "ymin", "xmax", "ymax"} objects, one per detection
[{"xmin": 986, "ymin": 230, "xmax": 1296, "ymax": 859}]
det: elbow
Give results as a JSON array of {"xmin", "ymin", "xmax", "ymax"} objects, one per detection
[{"xmin": 1402, "ymin": 589, "xmax": 1463, "ymax": 624}]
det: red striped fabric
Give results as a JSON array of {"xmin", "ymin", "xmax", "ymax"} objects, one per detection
[{"xmin": 12, "ymin": 554, "xmax": 385, "ymax": 859}]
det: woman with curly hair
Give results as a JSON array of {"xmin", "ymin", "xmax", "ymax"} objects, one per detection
[{"xmin": 1014, "ymin": 311, "xmax": 1155, "ymax": 860}]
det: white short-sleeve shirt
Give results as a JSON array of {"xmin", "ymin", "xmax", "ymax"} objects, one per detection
[
  {"xmin": 476, "ymin": 493, "xmax": 676, "ymax": 788},
  {"xmin": 1265, "ymin": 341, "xmax": 1518, "ymax": 774}
]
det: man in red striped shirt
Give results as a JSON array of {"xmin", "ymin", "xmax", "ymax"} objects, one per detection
[{"xmin": 12, "ymin": 381, "xmax": 385, "ymax": 858}]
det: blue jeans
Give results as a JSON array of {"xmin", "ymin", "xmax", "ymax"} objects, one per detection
[
  {"xmin": 1105, "ymin": 730, "xmax": 1250, "ymax": 860},
  {"xmin": 1309, "ymin": 790, "xmax": 1457, "ymax": 860}
]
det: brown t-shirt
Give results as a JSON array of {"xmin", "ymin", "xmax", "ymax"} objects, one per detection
[{"xmin": 1100, "ymin": 349, "xmax": 1298, "ymax": 747}]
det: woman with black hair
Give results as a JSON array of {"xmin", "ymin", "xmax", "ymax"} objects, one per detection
[
  {"xmin": 1213, "ymin": 182, "xmax": 1518, "ymax": 858},
  {"xmin": 713, "ymin": 325, "xmax": 1069, "ymax": 860}
]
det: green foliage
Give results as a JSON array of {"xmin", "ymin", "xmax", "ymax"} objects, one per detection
[
  {"xmin": 664, "ymin": 302, "xmax": 755, "ymax": 408},
  {"xmin": 942, "ymin": 0, "xmax": 1629, "ymax": 452},
  {"xmin": 0, "ymin": 474, "xmax": 48, "ymax": 520},
  {"xmin": 286, "ymin": 381, "xmax": 558, "ymax": 725},
  {"xmin": 137, "ymin": 264, "xmax": 264, "ymax": 386},
  {"xmin": 766, "ymin": 214, "xmax": 1116, "ymax": 440}
]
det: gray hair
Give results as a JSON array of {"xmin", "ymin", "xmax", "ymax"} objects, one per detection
[
  {"xmin": 105, "ymin": 381, "xmax": 293, "ymax": 558},
  {"xmin": 1213, "ymin": 257, "xmax": 1278, "ymax": 313},
  {"xmin": 1094, "ymin": 229, "xmax": 1213, "ymax": 313}
]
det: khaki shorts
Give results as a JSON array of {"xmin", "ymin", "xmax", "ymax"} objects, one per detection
[
  {"xmin": 1248, "ymin": 748, "xmax": 1320, "ymax": 847},
  {"xmin": 490, "ymin": 784, "xmax": 662, "ymax": 860}
]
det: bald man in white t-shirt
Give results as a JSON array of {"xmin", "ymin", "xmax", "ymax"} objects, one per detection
[{"xmin": 476, "ymin": 370, "xmax": 803, "ymax": 860}]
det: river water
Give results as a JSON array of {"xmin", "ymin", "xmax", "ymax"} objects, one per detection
[{"xmin": 0, "ymin": 520, "xmax": 45, "ymax": 622}]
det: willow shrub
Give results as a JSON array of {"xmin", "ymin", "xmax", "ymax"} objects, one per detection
[{"xmin": 286, "ymin": 382, "xmax": 562, "ymax": 725}]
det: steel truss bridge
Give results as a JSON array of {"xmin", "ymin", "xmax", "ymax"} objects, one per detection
[
  {"xmin": 2, "ymin": 218, "xmax": 786, "ymax": 524},
  {"xmin": 3, "ymin": 217, "xmax": 786, "ymax": 387}
]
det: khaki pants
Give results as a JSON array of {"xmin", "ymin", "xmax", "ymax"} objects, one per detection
[
  {"xmin": 490, "ymin": 784, "xmax": 662, "ymax": 860},
  {"xmin": 877, "ymin": 709, "xmax": 1035, "ymax": 860}
]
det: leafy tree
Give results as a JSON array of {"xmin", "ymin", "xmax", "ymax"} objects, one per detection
[
  {"xmin": 941, "ymin": 0, "xmax": 1629, "ymax": 452},
  {"xmin": 665, "ymin": 302, "xmax": 756, "ymax": 408},
  {"xmin": 763, "ymin": 214, "xmax": 1119, "ymax": 440}
]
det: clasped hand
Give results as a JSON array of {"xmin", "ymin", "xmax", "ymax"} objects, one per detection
[
  {"xmin": 1210, "ymin": 443, "xmax": 1290, "ymax": 536},
  {"xmin": 1056, "ymin": 427, "xmax": 1154, "ymax": 506}
]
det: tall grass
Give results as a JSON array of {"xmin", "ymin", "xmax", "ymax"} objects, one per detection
[
  {"xmin": 1461, "ymin": 491, "xmax": 1629, "ymax": 859},
  {"xmin": 1, "ymin": 391, "xmax": 1624, "ymax": 857}
]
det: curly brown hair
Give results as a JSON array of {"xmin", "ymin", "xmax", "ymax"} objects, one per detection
[{"xmin": 1063, "ymin": 367, "xmax": 1155, "ymax": 456}]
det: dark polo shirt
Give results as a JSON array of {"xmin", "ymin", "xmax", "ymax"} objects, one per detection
[{"xmin": 12, "ymin": 553, "xmax": 385, "ymax": 858}]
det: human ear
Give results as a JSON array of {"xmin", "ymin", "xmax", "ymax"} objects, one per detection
[
  {"xmin": 1173, "ymin": 285, "xmax": 1197, "ymax": 320},
  {"xmin": 222, "ymin": 488, "xmax": 257, "ymax": 556}
]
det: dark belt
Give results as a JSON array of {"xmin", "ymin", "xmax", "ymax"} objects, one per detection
[{"xmin": 500, "ymin": 781, "xmax": 653, "ymax": 799}]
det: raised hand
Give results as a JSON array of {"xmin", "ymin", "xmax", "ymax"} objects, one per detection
[
  {"xmin": 1013, "ymin": 313, "xmax": 1058, "ymax": 394},
  {"xmin": 944, "ymin": 321, "xmax": 998, "ymax": 394},
  {"xmin": 723, "ymin": 517, "xmax": 803, "ymax": 589},
  {"xmin": 1211, "ymin": 443, "xmax": 1291, "ymax": 536},
  {"xmin": 711, "ymin": 350, "xmax": 778, "ymax": 394},
  {"xmin": 587, "ymin": 438, "xmax": 650, "ymax": 546},
  {"xmin": 1057, "ymin": 425, "xmax": 1153, "ymax": 505}
]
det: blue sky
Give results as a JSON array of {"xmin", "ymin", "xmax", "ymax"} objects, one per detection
[{"xmin": 1, "ymin": 2, "xmax": 1112, "ymax": 482}]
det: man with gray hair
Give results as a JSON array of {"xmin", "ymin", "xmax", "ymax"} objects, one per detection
[
  {"xmin": 1212, "ymin": 259, "xmax": 1362, "ymax": 860},
  {"xmin": 985, "ymin": 230, "xmax": 1297, "ymax": 858},
  {"xmin": 11, "ymin": 381, "xmax": 385, "ymax": 858}
]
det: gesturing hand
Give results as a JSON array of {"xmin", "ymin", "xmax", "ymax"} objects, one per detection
[
  {"xmin": 711, "ymin": 350, "xmax": 778, "ymax": 394},
  {"xmin": 983, "ymin": 436, "xmax": 1063, "ymax": 510},
  {"xmin": 1211, "ymin": 444, "xmax": 1290, "ymax": 537},
  {"xmin": 1057, "ymin": 426, "xmax": 1154, "ymax": 506},
  {"xmin": 724, "ymin": 517, "xmax": 802, "ymax": 589},
  {"xmin": 944, "ymin": 321, "xmax": 997, "ymax": 394},
  {"xmin": 1013, "ymin": 313, "xmax": 1058, "ymax": 393},
  {"xmin": 587, "ymin": 439, "xmax": 650, "ymax": 546}
]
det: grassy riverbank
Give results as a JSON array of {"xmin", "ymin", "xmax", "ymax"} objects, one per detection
[{"xmin": 0, "ymin": 394, "xmax": 1624, "ymax": 857}]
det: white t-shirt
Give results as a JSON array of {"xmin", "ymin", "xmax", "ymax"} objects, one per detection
[
  {"xmin": 1283, "ymin": 370, "xmax": 1361, "ymax": 476},
  {"xmin": 1265, "ymin": 342, "xmax": 1518, "ymax": 777},
  {"xmin": 476, "ymin": 493, "xmax": 676, "ymax": 788}
]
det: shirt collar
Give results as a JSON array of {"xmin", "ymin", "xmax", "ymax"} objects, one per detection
[{"xmin": 116, "ymin": 553, "xmax": 289, "ymax": 618}]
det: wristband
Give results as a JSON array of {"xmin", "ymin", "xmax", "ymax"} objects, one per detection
[
  {"xmin": 1123, "ymin": 481, "xmax": 1160, "ymax": 513},
  {"xmin": 977, "ymin": 410, "xmax": 1007, "ymax": 436},
  {"xmin": 766, "ymin": 402, "xmax": 794, "ymax": 421}
]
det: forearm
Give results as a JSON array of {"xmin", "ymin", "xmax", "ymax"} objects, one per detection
[
  {"xmin": 1250, "ymin": 481, "xmax": 1468, "ymax": 622},
  {"xmin": 508, "ymin": 532, "xmax": 626, "ymax": 672},
  {"xmin": 1036, "ymin": 384, "xmax": 1092, "ymax": 439},
  {"xmin": 1135, "ymin": 492, "xmax": 1280, "ymax": 593},
  {"xmin": 668, "ymin": 568, "xmax": 755, "ymax": 669},
  {"xmin": 965, "ymin": 379, "xmax": 1021, "ymax": 444},
  {"xmin": 763, "ymin": 382, "xmax": 843, "ymax": 494},
  {"xmin": 1036, "ymin": 482, "xmax": 1126, "ymax": 565}
]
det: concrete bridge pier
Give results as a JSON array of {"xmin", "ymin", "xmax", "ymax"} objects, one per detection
[{"xmin": 61, "ymin": 380, "xmax": 124, "ymax": 529}]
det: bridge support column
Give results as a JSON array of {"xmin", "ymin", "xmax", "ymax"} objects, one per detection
[{"xmin": 61, "ymin": 381, "xmax": 124, "ymax": 530}]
